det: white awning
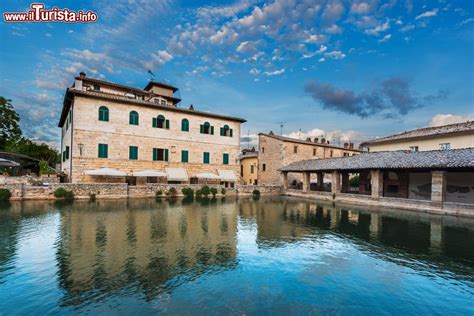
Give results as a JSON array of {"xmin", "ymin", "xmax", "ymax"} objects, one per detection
[
  {"xmin": 218, "ymin": 170, "xmax": 237, "ymax": 182},
  {"xmin": 132, "ymin": 170, "xmax": 167, "ymax": 177},
  {"xmin": 166, "ymin": 168, "xmax": 188, "ymax": 181},
  {"xmin": 85, "ymin": 168, "xmax": 127, "ymax": 176},
  {"xmin": 0, "ymin": 158, "xmax": 20, "ymax": 167},
  {"xmin": 191, "ymin": 172, "xmax": 221, "ymax": 179}
]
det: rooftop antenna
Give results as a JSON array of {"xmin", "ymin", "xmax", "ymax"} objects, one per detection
[
  {"xmin": 298, "ymin": 128, "xmax": 302, "ymax": 140},
  {"xmin": 147, "ymin": 69, "xmax": 155, "ymax": 81},
  {"xmin": 277, "ymin": 121, "xmax": 287, "ymax": 135},
  {"xmin": 247, "ymin": 129, "xmax": 250, "ymax": 149}
]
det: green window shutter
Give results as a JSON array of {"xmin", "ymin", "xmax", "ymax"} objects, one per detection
[
  {"xmin": 129, "ymin": 113, "xmax": 133, "ymax": 125},
  {"xmin": 62, "ymin": 151, "xmax": 65, "ymax": 162},
  {"xmin": 152, "ymin": 117, "xmax": 157, "ymax": 128},
  {"xmin": 164, "ymin": 149, "xmax": 169, "ymax": 161},
  {"xmin": 203, "ymin": 152, "xmax": 210, "ymax": 164},
  {"xmin": 223, "ymin": 153, "xmax": 229, "ymax": 165},
  {"xmin": 129, "ymin": 146, "xmax": 138, "ymax": 160},
  {"xmin": 230, "ymin": 129, "xmax": 233, "ymax": 137},
  {"xmin": 220, "ymin": 127, "xmax": 223, "ymax": 136},
  {"xmin": 153, "ymin": 148, "xmax": 158, "ymax": 161},
  {"xmin": 98, "ymin": 144, "xmax": 108, "ymax": 158},
  {"xmin": 65, "ymin": 146, "xmax": 70, "ymax": 159},
  {"xmin": 165, "ymin": 119, "xmax": 170, "ymax": 129},
  {"xmin": 200, "ymin": 124, "xmax": 203, "ymax": 133},
  {"xmin": 210, "ymin": 126, "xmax": 214, "ymax": 135},
  {"xmin": 181, "ymin": 150, "xmax": 188, "ymax": 163}
]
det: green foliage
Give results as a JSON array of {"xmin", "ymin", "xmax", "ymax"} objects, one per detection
[
  {"xmin": 6, "ymin": 137, "xmax": 59, "ymax": 166},
  {"xmin": 54, "ymin": 187, "xmax": 74, "ymax": 200},
  {"xmin": 89, "ymin": 192, "xmax": 96, "ymax": 202},
  {"xmin": 195, "ymin": 189, "xmax": 203, "ymax": 199},
  {"xmin": 221, "ymin": 188, "xmax": 226, "ymax": 195},
  {"xmin": 252, "ymin": 189, "xmax": 261, "ymax": 200},
  {"xmin": 201, "ymin": 185, "xmax": 210, "ymax": 197},
  {"xmin": 349, "ymin": 175, "xmax": 360, "ymax": 188},
  {"xmin": 155, "ymin": 190, "xmax": 163, "ymax": 197},
  {"xmin": 166, "ymin": 187, "xmax": 177, "ymax": 197},
  {"xmin": 54, "ymin": 187, "xmax": 67, "ymax": 198},
  {"xmin": 182, "ymin": 187, "xmax": 194, "ymax": 199},
  {"xmin": 210, "ymin": 187, "xmax": 218, "ymax": 198},
  {"xmin": 39, "ymin": 160, "xmax": 52, "ymax": 175},
  {"xmin": 0, "ymin": 96, "xmax": 22, "ymax": 150},
  {"xmin": 0, "ymin": 188, "xmax": 12, "ymax": 202}
]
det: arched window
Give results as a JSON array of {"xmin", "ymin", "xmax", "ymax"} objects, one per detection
[
  {"xmin": 152, "ymin": 114, "xmax": 169, "ymax": 129},
  {"xmin": 181, "ymin": 118, "xmax": 189, "ymax": 132},
  {"xmin": 98, "ymin": 106, "xmax": 109, "ymax": 121},
  {"xmin": 129, "ymin": 111, "xmax": 139, "ymax": 125},
  {"xmin": 202, "ymin": 122, "xmax": 210, "ymax": 134},
  {"xmin": 220, "ymin": 124, "xmax": 233, "ymax": 137}
]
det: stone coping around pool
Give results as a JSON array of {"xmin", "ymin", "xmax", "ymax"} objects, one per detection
[
  {"xmin": 0, "ymin": 183, "xmax": 282, "ymax": 201},
  {"xmin": 284, "ymin": 189, "xmax": 474, "ymax": 218}
]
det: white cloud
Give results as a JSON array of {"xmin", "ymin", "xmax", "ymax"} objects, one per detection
[
  {"xmin": 457, "ymin": 18, "xmax": 474, "ymax": 27},
  {"xmin": 325, "ymin": 51, "xmax": 346, "ymax": 59},
  {"xmin": 264, "ymin": 68, "xmax": 285, "ymax": 76},
  {"xmin": 428, "ymin": 114, "xmax": 473, "ymax": 127},
  {"xmin": 302, "ymin": 45, "xmax": 327, "ymax": 59},
  {"xmin": 415, "ymin": 8, "xmax": 439, "ymax": 20},
  {"xmin": 378, "ymin": 34, "xmax": 392, "ymax": 43},
  {"xmin": 249, "ymin": 68, "xmax": 260, "ymax": 75},
  {"xmin": 143, "ymin": 50, "xmax": 173, "ymax": 70},
  {"xmin": 318, "ymin": 57, "xmax": 326, "ymax": 62},
  {"xmin": 350, "ymin": 2, "xmax": 372, "ymax": 14},
  {"xmin": 364, "ymin": 20, "xmax": 390, "ymax": 36},
  {"xmin": 236, "ymin": 41, "xmax": 259, "ymax": 54},
  {"xmin": 304, "ymin": 34, "xmax": 327, "ymax": 44},
  {"xmin": 325, "ymin": 24, "xmax": 343, "ymax": 34},
  {"xmin": 284, "ymin": 128, "xmax": 366, "ymax": 146}
]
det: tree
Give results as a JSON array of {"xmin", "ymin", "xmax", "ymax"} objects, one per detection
[
  {"xmin": 6, "ymin": 137, "xmax": 59, "ymax": 166},
  {"xmin": 0, "ymin": 97, "xmax": 22, "ymax": 150}
]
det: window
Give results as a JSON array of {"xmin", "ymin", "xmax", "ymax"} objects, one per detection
[
  {"xmin": 343, "ymin": 152, "xmax": 349, "ymax": 157},
  {"xmin": 262, "ymin": 147, "xmax": 265, "ymax": 154},
  {"xmin": 409, "ymin": 146, "xmax": 419, "ymax": 152},
  {"xmin": 330, "ymin": 150, "xmax": 333, "ymax": 157},
  {"xmin": 313, "ymin": 148, "xmax": 316, "ymax": 156},
  {"xmin": 98, "ymin": 106, "xmax": 109, "ymax": 121},
  {"xmin": 181, "ymin": 119, "xmax": 189, "ymax": 132},
  {"xmin": 152, "ymin": 115, "xmax": 169, "ymax": 129},
  {"xmin": 129, "ymin": 146, "xmax": 138, "ymax": 160},
  {"xmin": 93, "ymin": 84, "xmax": 100, "ymax": 91},
  {"xmin": 98, "ymin": 144, "xmax": 108, "ymax": 158},
  {"xmin": 153, "ymin": 148, "xmax": 168, "ymax": 161},
  {"xmin": 223, "ymin": 153, "xmax": 229, "ymax": 165},
  {"xmin": 293, "ymin": 146, "xmax": 298, "ymax": 154},
  {"xmin": 440, "ymin": 143, "xmax": 451, "ymax": 150},
  {"xmin": 262, "ymin": 163, "xmax": 266, "ymax": 171},
  {"xmin": 181, "ymin": 150, "xmax": 189, "ymax": 163},
  {"xmin": 251, "ymin": 165, "xmax": 254, "ymax": 174},
  {"xmin": 129, "ymin": 111, "xmax": 139, "ymax": 125},
  {"xmin": 203, "ymin": 152, "xmax": 210, "ymax": 164},
  {"xmin": 65, "ymin": 146, "xmax": 70, "ymax": 160},
  {"xmin": 220, "ymin": 124, "xmax": 233, "ymax": 137},
  {"xmin": 200, "ymin": 122, "xmax": 214, "ymax": 134},
  {"xmin": 160, "ymin": 100, "xmax": 167, "ymax": 105}
]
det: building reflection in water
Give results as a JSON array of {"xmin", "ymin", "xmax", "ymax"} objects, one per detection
[{"xmin": 56, "ymin": 198, "xmax": 238, "ymax": 306}]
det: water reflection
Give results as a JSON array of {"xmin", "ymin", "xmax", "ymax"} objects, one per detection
[{"xmin": 0, "ymin": 197, "xmax": 473, "ymax": 314}]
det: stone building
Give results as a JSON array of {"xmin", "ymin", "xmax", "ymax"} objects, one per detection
[
  {"xmin": 59, "ymin": 73, "xmax": 245, "ymax": 183},
  {"xmin": 239, "ymin": 147, "xmax": 258, "ymax": 185},
  {"xmin": 280, "ymin": 148, "xmax": 474, "ymax": 214},
  {"xmin": 258, "ymin": 132, "xmax": 361, "ymax": 186},
  {"xmin": 361, "ymin": 121, "xmax": 474, "ymax": 152}
]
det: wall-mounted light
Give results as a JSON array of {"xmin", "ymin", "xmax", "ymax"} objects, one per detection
[{"xmin": 78, "ymin": 143, "xmax": 84, "ymax": 156}]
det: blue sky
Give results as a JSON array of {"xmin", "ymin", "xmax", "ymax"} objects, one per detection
[{"xmin": 1, "ymin": 0, "xmax": 473, "ymax": 148}]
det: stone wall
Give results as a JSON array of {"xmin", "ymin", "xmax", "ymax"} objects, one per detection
[{"xmin": 0, "ymin": 183, "xmax": 281, "ymax": 201}]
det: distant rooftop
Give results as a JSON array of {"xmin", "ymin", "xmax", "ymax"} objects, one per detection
[
  {"xmin": 259, "ymin": 132, "xmax": 361, "ymax": 152},
  {"xmin": 280, "ymin": 148, "xmax": 474, "ymax": 172},
  {"xmin": 361, "ymin": 121, "xmax": 474, "ymax": 146}
]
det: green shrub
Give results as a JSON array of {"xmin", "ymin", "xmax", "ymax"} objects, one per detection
[
  {"xmin": 221, "ymin": 188, "xmax": 226, "ymax": 195},
  {"xmin": 156, "ymin": 190, "xmax": 163, "ymax": 197},
  {"xmin": 54, "ymin": 187, "xmax": 68, "ymax": 198},
  {"xmin": 201, "ymin": 185, "xmax": 210, "ymax": 197},
  {"xmin": 39, "ymin": 160, "xmax": 50, "ymax": 175},
  {"xmin": 0, "ymin": 189, "xmax": 12, "ymax": 202},
  {"xmin": 195, "ymin": 189, "xmax": 203, "ymax": 199},
  {"xmin": 89, "ymin": 192, "xmax": 96, "ymax": 202},
  {"xmin": 210, "ymin": 187, "xmax": 218, "ymax": 198},
  {"xmin": 349, "ymin": 175, "xmax": 360, "ymax": 188},
  {"xmin": 54, "ymin": 187, "xmax": 74, "ymax": 200},
  {"xmin": 166, "ymin": 187, "xmax": 177, "ymax": 197},
  {"xmin": 252, "ymin": 189, "xmax": 261, "ymax": 200},
  {"xmin": 182, "ymin": 187, "xmax": 194, "ymax": 199}
]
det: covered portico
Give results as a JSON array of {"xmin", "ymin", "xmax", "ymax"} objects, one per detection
[{"xmin": 280, "ymin": 148, "xmax": 474, "ymax": 214}]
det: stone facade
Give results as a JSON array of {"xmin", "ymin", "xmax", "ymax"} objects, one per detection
[
  {"xmin": 258, "ymin": 133, "xmax": 361, "ymax": 185},
  {"xmin": 240, "ymin": 153, "xmax": 258, "ymax": 185},
  {"xmin": 59, "ymin": 74, "xmax": 245, "ymax": 183}
]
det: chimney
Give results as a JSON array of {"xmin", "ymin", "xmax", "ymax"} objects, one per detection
[
  {"xmin": 327, "ymin": 140, "xmax": 330, "ymax": 144},
  {"xmin": 314, "ymin": 137, "xmax": 318, "ymax": 143},
  {"xmin": 306, "ymin": 137, "xmax": 311, "ymax": 142},
  {"xmin": 79, "ymin": 71, "xmax": 86, "ymax": 78},
  {"xmin": 189, "ymin": 104, "xmax": 194, "ymax": 110},
  {"xmin": 343, "ymin": 142, "xmax": 348, "ymax": 148},
  {"xmin": 349, "ymin": 143, "xmax": 354, "ymax": 149},
  {"xmin": 269, "ymin": 131, "xmax": 274, "ymax": 135},
  {"xmin": 321, "ymin": 137, "xmax": 325, "ymax": 143}
]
